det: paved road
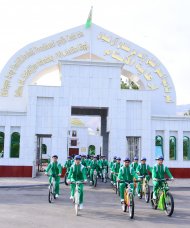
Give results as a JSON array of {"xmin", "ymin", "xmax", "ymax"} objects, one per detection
[{"xmin": 0, "ymin": 181, "xmax": 189, "ymax": 228}]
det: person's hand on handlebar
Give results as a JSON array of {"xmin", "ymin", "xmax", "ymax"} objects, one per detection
[{"xmin": 153, "ymin": 178, "xmax": 159, "ymax": 181}]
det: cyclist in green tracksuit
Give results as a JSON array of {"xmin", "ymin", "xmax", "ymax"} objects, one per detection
[
  {"xmin": 81, "ymin": 155, "xmax": 87, "ymax": 166},
  {"xmin": 109, "ymin": 156, "xmax": 117, "ymax": 184},
  {"xmin": 89, "ymin": 156, "xmax": 100, "ymax": 184},
  {"xmin": 64, "ymin": 156, "xmax": 73, "ymax": 174},
  {"xmin": 130, "ymin": 156, "xmax": 139, "ymax": 172},
  {"xmin": 136, "ymin": 157, "xmax": 152, "ymax": 197},
  {"xmin": 86, "ymin": 155, "xmax": 93, "ymax": 177},
  {"xmin": 45, "ymin": 155, "xmax": 62, "ymax": 198},
  {"xmin": 67, "ymin": 155, "xmax": 87, "ymax": 209},
  {"xmin": 112, "ymin": 157, "xmax": 122, "ymax": 186},
  {"xmin": 99, "ymin": 155, "xmax": 108, "ymax": 177},
  {"xmin": 152, "ymin": 156, "xmax": 174, "ymax": 200},
  {"xmin": 117, "ymin": 157, "xmax": 137, "ymax": 203}
]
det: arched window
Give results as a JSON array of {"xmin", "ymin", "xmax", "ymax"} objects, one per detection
[
  {"xmin": 88, "ymin": 145, "xmax": 96, "ymax": 156},
  {"xmin": 169, "ymin": 136, "xmax": 176, "ymax": 160},
  {"xmin": 155, "ymin": 135, "xmax": 164, "ymax": 158},
  {"xmin": 42, "ymin": 144, "xmax": 47, "ymax": 154},
  {"xmin": 10, "ymin": 132, "xmax": 20, "ymax": 158},
  {"xmin": 183, "ymin": 136, "xmax": 190, "ymax": 160},
  {"xmin": 0, "ymin": 132, "xmax": 5, "ymax": 158}
]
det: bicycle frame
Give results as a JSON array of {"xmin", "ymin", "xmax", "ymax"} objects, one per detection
[
  {"xmin": 156, "ymin": 179, "xmax": 170, "ymax": 201},
  {"xmin": 71, "ymin": 181, "xmax": 85, "ymax": 216}
]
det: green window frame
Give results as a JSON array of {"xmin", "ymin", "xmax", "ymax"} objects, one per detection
[
  {"xmin": 169, "ymin": 136, "xmax": 176, "ymax": 160},
  {"xmin": 10, "ymin": 132, "xmax": 20, "ymax": 158},
  {"xmin": 0, "ymin": 132, "xmax": 5, "ymax": 158},
  {"xmin": 155, "ymin": 135, "xmax": 164, "ymax": 158},
  {"xmin": 183, "ymin": 136, "xmax": 190, "ymax": 160}
]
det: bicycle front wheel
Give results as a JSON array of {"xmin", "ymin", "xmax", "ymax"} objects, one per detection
[
  {"xmin": 164, "ymin": 192, "xmax": 174, "ymax": 216},
  {"xmin": 65, "ymin": 173, "xmax": 68, "ymax": 186},
  {"xmin": 48, "ymin": 185, "xmax": 53, "ymax": 203},
  {"xmin": 145, "ymin": 185, "xmax": 150, "ymax": 203},
  {"xmin": 75, "ymin": 203, "xmax": 79, "ymax": 216},
  {"xmin": 150, "ymin": 192, "xmax": 158, "ymax": 210},
  {"xmin": 94, "ymin": 178, "xmax": 97, "ymax": 187},
  {"xmin": 128, "ymin": 193, "xmax": 134, "ymax": 219}
]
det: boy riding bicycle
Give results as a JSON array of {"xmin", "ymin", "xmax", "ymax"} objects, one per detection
[
  {"xmin": 136, "ymin": 157, "xmax": 152, "ymax": 197},
  {"xmin": 45, "ymin": 155, "xmax": 62, "ymax": 198},
  {"xmin": 152, "ymin": 156, "xmax": 174, "ymax": 200},
  {"xmin": 117, "ymin": 157, "xmax": 137, "ymax": 204},
  {"xmin": 67, "ymin": 155, "xmax": 87, "ymax": 209}
]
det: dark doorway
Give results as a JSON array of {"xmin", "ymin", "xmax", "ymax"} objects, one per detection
[
  {"xmin": 36, "ymin": 134, "xmax": 52, "ymax": 173},
  {"xmin": 71, "ymin": 107, "xmax": 109, "ymax": 158},
  {"xmin": 69, "ymin": 148, "xmax": 79, "ymax": 157}
]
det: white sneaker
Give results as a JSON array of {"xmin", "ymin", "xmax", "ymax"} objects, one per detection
[
  {"xmin": 70, "ymin": 196, "xmax": 74, "ymax": 200},
  {"xmin": 138, "ymin": 193, "xmax": 141, "ymax": 197},
  {"xmin": 55, "ymin": 194, "xmax": 59, "ymax": 198},
  {"xmin": 79, "ymin": 204, "xmax": 83, "ymax": 210},
  {"xmin": 153, "ymin": 194, "xmax": 157, "ymax": 200}
]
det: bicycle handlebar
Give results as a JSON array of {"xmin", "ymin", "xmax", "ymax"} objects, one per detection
[
  {"xmin": 46, "ymin": 174, "xmax": 59, "ymax": 178},
  {"xmin": 154, "ymin": 178, "xmax": 171, "ymax": 182},
  {"xmin": 70, "ymin": 181, "xmax": 86, "ymax": 185},
  {"xmin": 138, "ymin": 175, "xmax": 146, "ymax": 178}
]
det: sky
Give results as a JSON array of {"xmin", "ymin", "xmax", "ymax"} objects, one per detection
[{"xmin": 0, "ymin": 0, "xmax": 190, "ymax": 105}]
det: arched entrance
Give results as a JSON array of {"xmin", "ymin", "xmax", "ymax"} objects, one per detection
[{"xmin": 88, "ymin": 145, "xmax": 96, "ymax": 156}]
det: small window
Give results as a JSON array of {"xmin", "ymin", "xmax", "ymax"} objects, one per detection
[
  {"xmin": 10, "ymin": 132, "xmax": 20, "ymax": 158},
  {"xmin": 0, "ymin": 132, "xmax": 5, "ymax": 158},
  {"xmin": 71, "ymin": 140, "xmax": 77, "ymax": 146},
  {"xmin": 42, "ymin": 144, "xmax": 47, "ymax": 154},
  {"xmin": 155, "ymin": 135, "xmax": 164, "ymax": 158},
  {"xmin": 169, "ymin": 136, "xmax": 176, "ymax": 160},
  {"xmin": 183, "ymin": 136, "xmax": 190, "ymax": 160},
  {"xmin": 72, "ymin": 130, "xmax": 77, "ymax": 137}
]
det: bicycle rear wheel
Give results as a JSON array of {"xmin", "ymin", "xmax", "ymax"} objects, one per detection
[
  {"xmin": 128, "ymin": 193, "xmax": 134, "ymax": 219},
  {"xmin": 145, "ymin": 185, "xmax": 150, "ymax": 203},
  {"xmin": 164, "ymin": 192, "xmax": 174, "ymax": 216}
]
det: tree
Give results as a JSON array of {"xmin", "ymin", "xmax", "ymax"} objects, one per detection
[{"xmin": 184, "ymin": 110, "xmax": 190, "ymax": 116}]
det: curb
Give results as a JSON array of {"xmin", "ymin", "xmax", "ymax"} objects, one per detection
[{"xmin": 0, "ymin": 181, "xmax": 65, "ymax": 189}]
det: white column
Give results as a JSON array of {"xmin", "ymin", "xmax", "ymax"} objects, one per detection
[
  {"xmin": 4, "ymin": 125, "xmax": 10, "ymax": 159},
  {"xmin": 164, "ymin": 130, "xmax": 169, "ymax": 162}
]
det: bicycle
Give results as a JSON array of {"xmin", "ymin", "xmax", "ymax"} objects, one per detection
[
  {"xmin": 71, "ymin": 181, "xmax": 85, "ymax": 216},
  {"xmin": 137, "ymin": 175, "xmax": 150, "ymax": 203},
  {"xmin": 64, "ymin": 171, "xmax": 69, "ymax": 186},
  {"xmin": 120, "ymin": 181, "xmax": 135, "ymax": 219},
  {"xmin": 116, "ymin": 180, "xmax": 120, "ymax": 196},
  {"xmin": 101, "ymin": 166, "xmax": 108, "ymax": 183},
  {"xmin": 151, "ymin": 178, "xmax": 174, "ymax": 216},
  {"xmin": 93, "ymin": 169, "xmax": 98, "ymax": 187},
  {"xmin": 113, "ymin": 173, "xmax": 119, "ymax": 195},
  {"xmin": 47, "ymin": 174, "xmax": 57, "ymax": 203}
]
